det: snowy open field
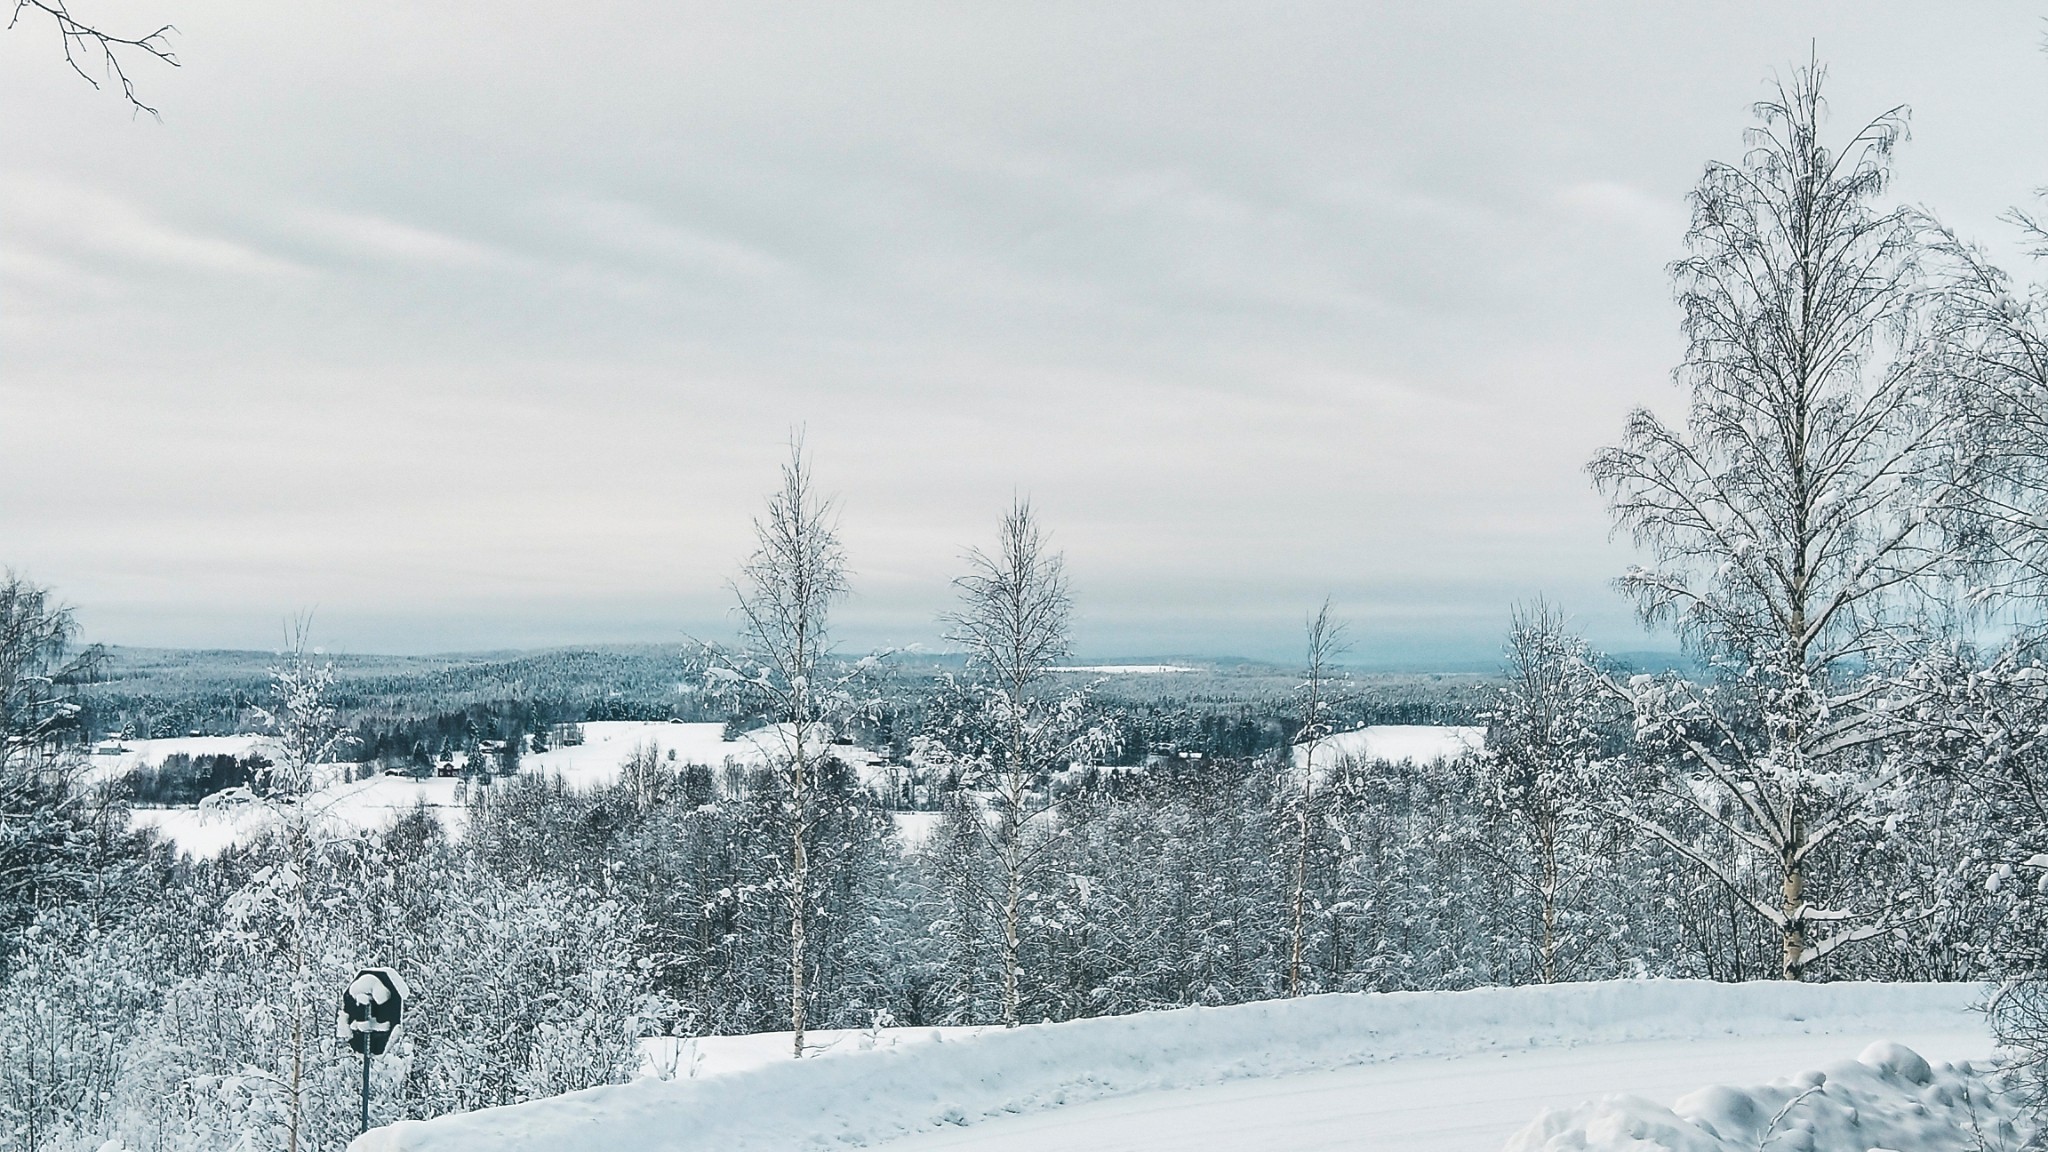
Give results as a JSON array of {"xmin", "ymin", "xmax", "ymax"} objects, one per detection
[
  {"xmin": 122, "ymin": 721, "xmax": 891, "ymax": 857},
  {"xmin": 77, "ymin": 733, "xmax": 273, "ymax": 787},
  {"xmin": 1296, "ymin": 724, "xmax": 1487, "ymax": 771},
  {"xmin": 351, "ymin": 979, "xmax": 2003, "ymax": 1152},
  {"xmin": 124, "ymin": 723, "xmax": 1489, "ymax": 858}
]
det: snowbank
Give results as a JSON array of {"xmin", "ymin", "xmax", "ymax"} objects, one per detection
[
  {"xmin": 349, "ymin": 979, "xmax": 1984, "ymax": 1152},
  {"xmin": 1506, "ymin": 1039, "xmax": 2027, "ymax": 1152},
  {"xmin": 641, "ymin": 1022, "xmax": 987, "ymax": 1080}
]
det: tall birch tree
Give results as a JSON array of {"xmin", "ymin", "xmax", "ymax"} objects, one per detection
[
  {"xmin": 720, "ymin": 439, "xmax": 847, "ymax": 1056},
  {"xmin": 943, "ymin": 499, "xmax": 1079, "ymax": 1028},
  {"xmin": 1589, "ymin": 62, "xmax": 1962, "ymax": 979},
  {"xmin": 1476, "ymin": 602, "xmax": 1615, "ymax": 983},
  {"xmin": 1287, "ymin": 600, "xmax": 1344, "ymax": 996}
]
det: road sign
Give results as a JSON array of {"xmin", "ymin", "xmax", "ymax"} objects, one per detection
[
  {"xmin": 340, "ymin": 967, "xmax": 409, "ymax": 1134},
  {"xmin": 338, "ymin": 967, "xmax": 408, "ymax": 1055}
]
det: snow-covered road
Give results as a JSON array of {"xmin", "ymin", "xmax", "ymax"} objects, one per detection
[
  {"xmin": 869, "ymin": 1026, "xmax": 1993, "ymax": 1152},
  {"xmin": 352, "ymin": 981, "xmax": 1997, "ymax": 1152}
]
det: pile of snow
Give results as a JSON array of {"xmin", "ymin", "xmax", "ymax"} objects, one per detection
[
  {"xmin": 1507, "ymin": 1039, "xmax": 2027, "ymax": 1152},
  {"xmin": 349, "ymin": 979, "xmax": 1984, "ymax": 1152},
  {"xmin": 1296, "ymin": 724, "xmax": 1485, "ymax": 772}
]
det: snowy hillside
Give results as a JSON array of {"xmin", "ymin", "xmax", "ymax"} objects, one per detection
[{"xmin": 349, "ymin": 980, "xmax": 1992, "ymax": 1152}]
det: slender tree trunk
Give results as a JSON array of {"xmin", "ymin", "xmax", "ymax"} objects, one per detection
[
  {"xmin": 790, "ymin": 733, "xmax": 809, "ymax": 1057},
  {"xmin": 1537, "ymin": 815, "xmax": 1559, "ymax": 984},
  {"xmin": 1000, "ymin": 810, "xmax": 1022, "ymax": 1028},
  {"xmin": 1781, "ymin": 842, "xmax": 1806, "ymax": 981},
  {"xmin": 287, "ymin": 812, "xmax": 308, "ymax": 1152},
  {"xmin": 1287, "ymin": 803, "xmax": 1310, "ymax": 997},
  {"xmin": 1000, "ymin": 679, "xmax": 1027, "ymax": 1028}
]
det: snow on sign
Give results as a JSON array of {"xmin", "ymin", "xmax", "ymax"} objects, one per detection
[{"xmin": 339, "ymin": 967, "xmax": 409, "ymax": 1055}]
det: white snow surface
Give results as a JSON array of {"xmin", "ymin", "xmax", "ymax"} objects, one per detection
[
  {"xmin": 78, "ymin": 733, "xmax": 273, "ymax": 786},
  {"xmin": 1506, "ymin": 1039, "xmax": 2023, "ymax": 1152},
  {"xmin": 130, "ymin": 773, "xmax": 471, "ymax": 858},
  {"xmin": 1296, "ymin": 724, "xmax": 1486, "ymax": 770},
  {"xmin": 524, "ymin": 721, "xmax": 780, "ymax": 786},
  {"xmin": 349, "ymin": 979, "xmax": 1990, "ymax": 1152},
  {"xmin": 125, "ymin": 722, "xmax": 895, "ymax": 859}
]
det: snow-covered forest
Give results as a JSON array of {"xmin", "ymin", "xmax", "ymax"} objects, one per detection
[{"xmin": 14, "ymin": 34, "xmax": 2048, "ymax": 1152}]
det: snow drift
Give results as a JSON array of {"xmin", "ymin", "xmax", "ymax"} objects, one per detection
[
  {"xmin": 1506, "ymin": 1039, "xmax": 2027, "ymax": 1152},
  {"xmin": 348, "ymin": 979, "xmax": 1985, "ymax": 1152}
]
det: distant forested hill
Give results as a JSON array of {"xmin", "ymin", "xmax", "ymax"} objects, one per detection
[{"xmin": 79, "ymin": 645, "xmax": 1500, "ymax": 767}]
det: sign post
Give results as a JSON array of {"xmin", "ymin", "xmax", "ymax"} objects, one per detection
[{"xmin": 338, "ymin": 967, "xmax": 408, "ymax": 1134}]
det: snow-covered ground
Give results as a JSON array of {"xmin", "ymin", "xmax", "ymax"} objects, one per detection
[
  {"xmin": 121, "ymin": 721, "xmax": 904, "ymax": 858},
  {"xmin": 349, "ymin": 979, "xmax": 1997, "ymax": 1152},
  {"xmin": 525, "ymin": 721, "xmax": 782, "ymax": 786},
  {"xmin": 78, "ymin": 733, "xmax": 273, "ymax": 787},
  {"xmin": 1297, "ymin": 724, "xmax": 1486, "ymax": 770},
  {"xmin": 1506, "ymin": 1039, "xmax": 2022, "ymax": 1152},
  {"xmin": 129, "ymin": 773, "xmax": 471, "ymax": 857}
]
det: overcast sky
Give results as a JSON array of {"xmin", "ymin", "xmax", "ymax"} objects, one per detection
[{"xmin": 3, "ymin": 3, "xmax": 2045, "ymax": 664}]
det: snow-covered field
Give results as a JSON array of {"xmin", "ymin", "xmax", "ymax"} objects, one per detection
[
  {"xmin": 1297, "ymin": 724, "xmax": 1486, "ymax": 770},
  {"xmin": 349, "ymin": 979, "xmax": 2001, "ymax": 1152},
  {"xmin": 129, "ymin": 773, "xmax": 472, "ymax": 857},
  {"xmin": 120, "ymin": 723, "xmax": 1495, "ymax": 858},
  {"xmin": 118, "ymin": 721, "xmax": 919, "ymax": 858},
  {"xmin": 78, "ymin": 733, "xmax": 273, "ymax": 787},
  {"xmin": 524, "ymin": 721, "xmax": 806, "ymax": 786}
]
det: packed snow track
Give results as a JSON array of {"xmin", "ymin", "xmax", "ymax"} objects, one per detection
[{"xmin": 350, "ymin": 980, "xmax": 1998, "ymax": 1152}]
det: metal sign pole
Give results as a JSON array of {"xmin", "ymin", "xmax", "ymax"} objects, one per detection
[{"xmin": 360, "ymin": 1042, "xmax": 371, "ymax": 1135}]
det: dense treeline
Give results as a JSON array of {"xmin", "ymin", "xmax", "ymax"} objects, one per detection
[{"xmin": 9, "ymin": 688, "xmax": 2038, "ymax": 1151}]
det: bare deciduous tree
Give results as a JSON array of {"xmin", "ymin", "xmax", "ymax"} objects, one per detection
[
  {"xmin": 1287, "ymin": 599, "xmax": 1345, "ymax": 996},
  {"xmin": 0, "ymin": 573, "xmax": 101, "ymax": 779},
  {"xmin": 1477, "ymin": 601, "xmax": 1614, "ymax": 984},
  {"xmin": 717, "ymin": 437, "xmax": 847, "ymax": 1057},
  {"xmin": 1589, "ymin": 61, "xmax": 1962, "ymax": 980},
  {"xmin": 944, "ymin": 499, "xmax": 1078, "ymax": 1028},
  {"xmin": 0, "ymin": 574, "xmax": 104, "ymax": 971},
  {"xmin": 10, "ymin": 0, "xmax": 178, "ymax": 115}
]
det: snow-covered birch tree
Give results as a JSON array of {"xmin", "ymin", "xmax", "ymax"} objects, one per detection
[
  {"xmin": 1475, "ymin": 602, "xmax": 1618, "ymax": 984},
  {"xmin": 1588, "ymin": 62, "xmax": 1966, "ymax": 980},
  {"xmin": 0, "ymin": 574, "xmax": 105, "ymax": 974},
  {"xmin": 941, "ymin": 499, "xmax": 1086, "ymax": 1028},
  {"xmin": 1287, "ymin": 600, "xmax": 1345, "ymax": 997},
  {"xmin": 715, "ymin": 438, "xmax": 848, "ymax": 1057},
  {"xmin": 223, "ymin": 619, "xmax": 354, "ymax": 1152}
]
